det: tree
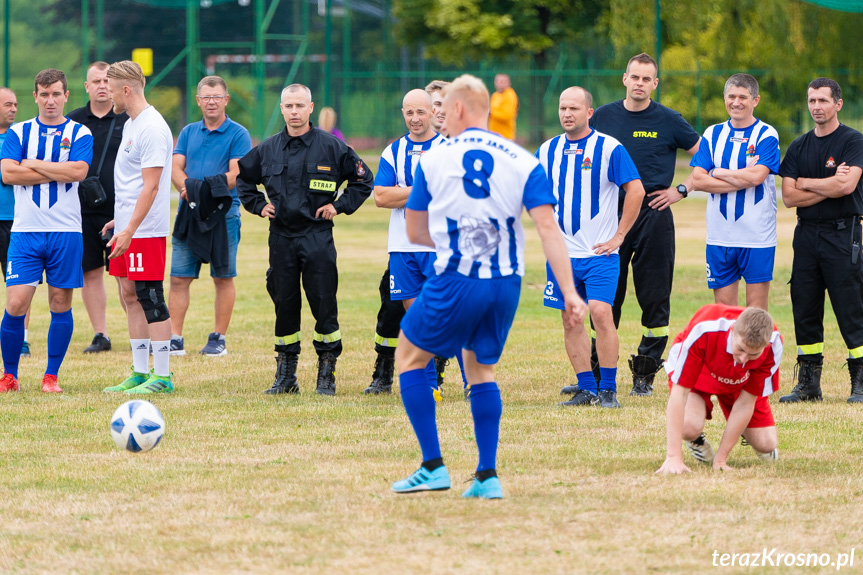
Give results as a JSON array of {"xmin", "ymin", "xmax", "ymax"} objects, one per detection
[{"xmin": 393, "ymin": 0, "xmax": 604, "ymax": 141}]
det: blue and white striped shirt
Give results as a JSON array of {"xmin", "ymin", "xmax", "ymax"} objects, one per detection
[
  {"xmin": 0, "ymin": 117, "xmax": 93, "ymax": 232},
  {"xmin": 376, "ymin": 132, "xmax": 445, "ymax": 253},
  {"xmin": 407, "ymin": 128, "xmax": 554, "ymax": 279},
  {"xmin": 690, "ymin": 118, "xmax": 780, "ymax": 248},
  {"xmin": 536, "ymin": 129, "xmax": 640, "ymax": 258}
]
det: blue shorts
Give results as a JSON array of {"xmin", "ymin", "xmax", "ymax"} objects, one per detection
[
  {"xmin": 544, "ymin": 255, "xmax": 619, "ymax": 309},
  {"xmin": 6, "ymin": 231, "xmax": 83, "ymax": 288},
  {"xmin": 401, "ymin": 272, "xmax": 521, "ymax": 365},
  {"xmin": 171, "ymin": 214, "xmax": 241, "ymax": 279},
  {"xmin": 389, "ymin": 251, "xmax": 436, "ymax": 300},
  {"xmin": 705, "ymin": 245, "xmax": 774, "ymax": 289}
]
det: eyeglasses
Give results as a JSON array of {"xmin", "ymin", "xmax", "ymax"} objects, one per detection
[{"xmin": 197, "ymin": 95, "xmax": 225, "ymax": 102}]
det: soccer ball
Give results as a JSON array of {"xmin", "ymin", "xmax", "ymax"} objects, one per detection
[{"xmin": 110, "ymin": 400, "xmax": 165, "ymax": 453}]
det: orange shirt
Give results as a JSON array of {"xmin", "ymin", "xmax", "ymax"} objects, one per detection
[{"xmin": 489, "ymin": 87, "xmax": 519, "ymax": 140}]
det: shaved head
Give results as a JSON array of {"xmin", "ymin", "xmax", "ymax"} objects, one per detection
[
  {"xmin": 402, "ymin": 88, "xmax": 434, "ymax": 140},
  {"xmin": 403, "ymin": 88, "xmax": 431, "ymax": 109},
  {"xmin": 560, "ymin": 86, "xmax": 592, "ymax": 109}
]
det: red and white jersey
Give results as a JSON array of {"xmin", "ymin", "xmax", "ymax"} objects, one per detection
[{"xmin": 665, "ymin": 304, "xmax": 782, "ymax": 397}]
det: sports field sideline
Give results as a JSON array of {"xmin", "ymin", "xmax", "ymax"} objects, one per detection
[{"xmin": 1, "ymin": 172, "xmax": 861, "ymax": 573}]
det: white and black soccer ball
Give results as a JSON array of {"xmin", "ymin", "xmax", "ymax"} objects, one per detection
[{"xmin": 110, "ymin": 400, "xmax": 165, "ymax": 453}]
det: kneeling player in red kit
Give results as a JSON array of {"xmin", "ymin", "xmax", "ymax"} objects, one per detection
[{"xmin": 657, "ymin": 305, "xmax": 782, "ymax": 473}]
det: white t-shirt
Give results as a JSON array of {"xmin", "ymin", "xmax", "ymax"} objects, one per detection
[{"xmin": 113, "ymin": 106, "xmax": 173, "ymax": 238}]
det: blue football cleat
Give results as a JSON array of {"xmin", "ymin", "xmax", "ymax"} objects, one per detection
[
  {"xmin": 462, "ymin": 476, "xmax": 504, "ymax": 499},
  {"xmin": 392, "ymin": 465, "xmax": 451, "ymax": 493}
]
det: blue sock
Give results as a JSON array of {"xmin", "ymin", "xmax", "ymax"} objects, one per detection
[
  {"xmin": 424, "ymin": 358, "xmax": 438, "ymax": 389},
  {"xmin": 599, "ymin": 367, "xmax": 617, "ymax": 392},
  {"xmin": 1, "ymin": 311, "xmax": 25, "ymax": 377},
  {"xmin": 46, "ymin": 309, "xmax": 74, "ymax": 377},
  {"xmin": 577, "ymin": 371, "xmax": 597, "ymax": 395},
  {"xmin": 399, "ymin": 368, "xmax": 441, "ymax": 462},
  {"xmin": 469, "ymin": 381, "xmax": 502, "ymax": 472}
]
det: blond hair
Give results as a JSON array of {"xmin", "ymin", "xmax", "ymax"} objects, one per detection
[
  {"xmin": 443, "ymin": 74, "xmax": 489, "ymax": 115},
  {"xmin": 735, "ymin": 307, "xmax": 774, "ymax": 348},
  {"xmin": 107, "ymin": 61, "xmax": 146, "ymax": 91},
  {"xmin": 318, "ymin": 107, "xmax": 337, "ymax": 132}
]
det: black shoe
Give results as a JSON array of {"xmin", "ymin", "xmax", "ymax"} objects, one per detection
[
  {"xmin": 779, "ymin": 359, "xmax": 823, "ymax": 403},
  {"xmin": 598, "ymin": 390, "xmax": 621, "ymax": 408},
  {"xmin": 848, "ymin": 357, "xmax": 863, "ymax": 404},
  {"xmin": 434, "ymin": 356, "xmax": 448, "ymax": 388},
  {"xmin": 315, "ymin": 352, "xmax": 337, "ymax": 396},
  {"xmin": 559, "ymin": 389, "xmax": 598, "ymax": 407},
  {"xmin": 628, "ymin": 354, "xmax": 661, "ymax": 396},
  {"xmin": 264, "ymin": 351, "xmax": 299, "ymax": 394},
  {"xmin": 560, "ymin": 384, "xmax": 579, "ymax": 395},
  {"xmin": 83, "ymin": 333, "xmax": 112, "ymax": 354},
  {"xmin": 364, "ymin": 353, "xmax": 394, "ymax": 395}
]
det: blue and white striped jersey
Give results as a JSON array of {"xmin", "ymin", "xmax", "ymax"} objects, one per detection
[
  {"xmin": 376, "ymin": 132, "xmax": 446, "ymax": 253},
  {"xmin": 0, "ymin": 117, "xmax": 93, "ymax": 232},
  {"xmin": 535, "ymin": 129, "xmax": 640, "ymax": 258},
  {"xmin": 690, "ymin": 118, "xmax": 780, "ymax": 248},
  {"xmin": 407, "ymin": 128, "xmax": 554, "ymax": 278}
]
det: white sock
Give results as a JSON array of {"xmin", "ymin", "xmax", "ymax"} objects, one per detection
[
  {"xmin": 152, "ymin": 340, "xmax": 171, "ymax": 377},
  {"xmin": 24, "ymin": 329, "xmax": 29, "ymax": 342},
  {"xmin": 131, "ymin": 339, "xmax": 150, "ymax": 373}
]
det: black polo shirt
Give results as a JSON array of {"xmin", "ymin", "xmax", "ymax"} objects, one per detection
[
  {"xmin": 67, "ymin": 102, "xmax": 129, "ymax": 217},
  {"xmin": 779, "ymin": 123, "xmax": 863, "ymax": 220}
]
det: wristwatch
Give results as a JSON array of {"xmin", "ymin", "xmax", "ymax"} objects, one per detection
[{"xmin": 676, "ymin": 184, "xmax": 689, "ymax": 198}]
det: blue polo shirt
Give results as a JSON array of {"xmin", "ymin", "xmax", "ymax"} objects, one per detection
[
  {"xmin": 173, "ymin": 114, "xmax": 252, "ymax": 212},
  {"xmin": 0, "ymin": 130, "xmax": 14, "ymax": 220}
]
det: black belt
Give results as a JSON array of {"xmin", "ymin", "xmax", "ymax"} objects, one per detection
[{"xmin": 797, "ymin": 215, "xmax": 862, "ymax": 229}]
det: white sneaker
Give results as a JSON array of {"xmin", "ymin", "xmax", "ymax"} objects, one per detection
[
  {"xmin": 755, "ymin": 447, "xmax": 778, "ymax": 461},
  {"xmin": 684, "ymin": 433, "xmax": 715, "ymax": 464}
]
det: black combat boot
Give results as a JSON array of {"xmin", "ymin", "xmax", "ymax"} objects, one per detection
[
  {"xmin": 779, "ymin": 358, "xmax": 823, "ymax": 402},
  {"xmin": 434, "ymin": 356, "xmax": 448, "ymax": 388},
  {"xmin": 847, "ymin": 357, "xmax": 863, "ymax": 404},
  {"xmin": 628, "ymin": 354, "xmax": 662, "ymax": 397},
  {"xmin": 264, "ymin": 351, "xmax": 299, "ymax": 394},
  {"xmin": 364, "ymin": 352, "xmax": 395, "ymax": 395},
  {"xmin": 315, "ymin": 352, "xmax": 337, "ymax": 396}
]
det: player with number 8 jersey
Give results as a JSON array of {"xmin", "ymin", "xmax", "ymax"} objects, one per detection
[{"xmin": 391, "ymin": 74, "xmax": 586, "ymax": 499}]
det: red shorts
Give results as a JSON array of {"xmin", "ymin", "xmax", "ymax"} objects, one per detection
[
  {"xmin": 109, "ymin": 237, "xmax": 167, "ymax": 281},
  {"xmin": 692, "ymin": 388, "xmax": 775, "ymax": 428}
]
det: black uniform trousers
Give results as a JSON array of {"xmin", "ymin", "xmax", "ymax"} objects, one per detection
[
  {"xmin": 611, "ymin": 204, "xmax": 675, "ymax": 361},
  {"xmin": 267, "ymin": 229, "xmax": 342, "ymax": 356},
  {"xmin": 374, "ymin": 264, "xmax": 406, "ymax": 355},
  {"xmin": 791, "ymin": 217, "xmax": 863, "ymax": 360}
]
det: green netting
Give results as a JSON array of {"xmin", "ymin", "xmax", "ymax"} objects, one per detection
[
  {"xmin": 802, "ymin": 0, "xmax": 863, "ymax": 12},
  {"xmin": 129, "ymin": 0, "xmax": 238, "ymax": 7}
]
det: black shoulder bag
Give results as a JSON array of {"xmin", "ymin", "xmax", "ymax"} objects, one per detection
[{"xmin": 78, "ymin": 115, "xmax": 117, "ymax": 209}]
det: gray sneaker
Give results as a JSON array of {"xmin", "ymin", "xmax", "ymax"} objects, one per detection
[
  {"xmin": 598, "ymin": 390, "xmax": 621, "ymax": 408},
  {"xmin": 170, "ymin": 336, "xmax": 186, "ymax": 356},
  {"xmin": 200, "ymin": 333, "xmax": 227, "ymax": 357},
  {"xmin": 559, "ymin": 389, "xmax": 599, "ymax": 407}
]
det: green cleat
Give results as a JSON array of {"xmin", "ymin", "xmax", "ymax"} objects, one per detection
[
  {"xmin": 104, "ymin": 368, "xmax": 151, "ymax": 392},
  {"xmin": 125, "ymin": 373, "xmax": 174, "ymax": 394}
]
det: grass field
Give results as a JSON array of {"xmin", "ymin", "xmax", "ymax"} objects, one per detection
[{"xmin": 2, "ymin": 176, "xmax": 862, "ymax": 574}]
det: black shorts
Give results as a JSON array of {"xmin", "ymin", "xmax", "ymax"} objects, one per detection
[
  {"xmin": 82, "ymin": 213, "xmax": 112, "ymax": 273},
  {"xmin": 0, "ymin": 219, "xmax": 11, "ymax": 283}
]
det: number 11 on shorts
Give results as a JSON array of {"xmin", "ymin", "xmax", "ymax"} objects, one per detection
[{"xmin": 128, "ymin": 252, "xmax": 144, "ymax": 272}]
